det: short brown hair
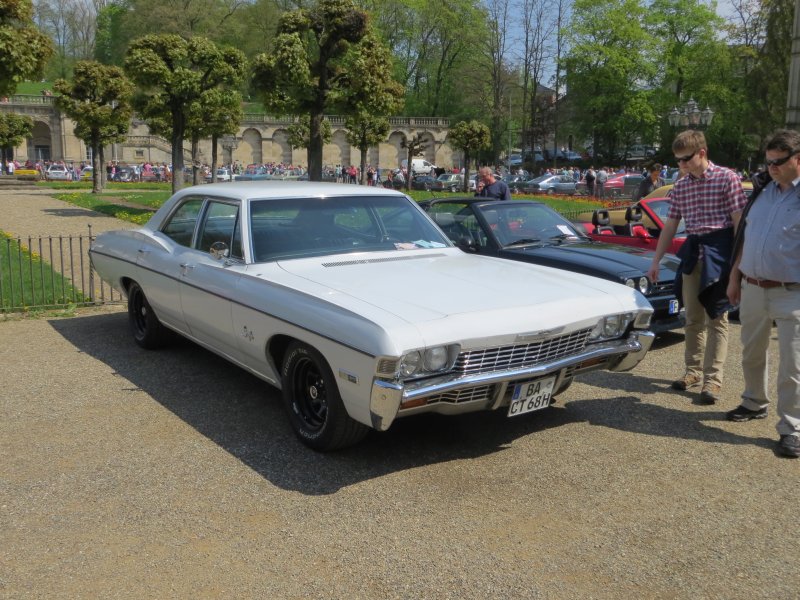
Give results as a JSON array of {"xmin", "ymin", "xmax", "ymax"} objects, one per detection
[
  {"xmin": 649, "ymin": 163, "xmax": 662, "ymax": 173},
  {"xmin": 672, "ymin": 130, "xmax": 707, "ymax": 155},
  {"xmin": 764, "ymin": 129, "xmax": 800, "ymax": 154}
]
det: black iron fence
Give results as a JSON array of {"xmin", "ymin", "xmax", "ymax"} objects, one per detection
[{"xmin": 0, "ymin": 226, "xmax": 123, "ymax": 312}]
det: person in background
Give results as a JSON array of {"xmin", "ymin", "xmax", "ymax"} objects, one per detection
[
  {"xmin": 725, "ymin": 128, "xmax": 800, "ymax": 458},
  {"xmin": 633, "ymin": 163, "xmax": 665, "ymax": 202},
  {"xmin": 596, "ymin": 166, "xmax": 608, "ymax": 199},
  {"xmin": 646, "ymin": 130, "xmax": 747, "ymax": 405},
  {"xmin": 476, "ymin": 166, "xmax": 511, "ymax": 200}
]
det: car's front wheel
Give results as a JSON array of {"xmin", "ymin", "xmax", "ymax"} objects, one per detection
[
  {"xmin": 127, "ymin": 281, "xmax": 170, "ymax": 349},
  {"xmin": 281, "ymin": 341, "xmax": 369, "ymax": 451}
]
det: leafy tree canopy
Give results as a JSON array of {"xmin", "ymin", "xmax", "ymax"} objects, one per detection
[{"xmin": 0, "ymin": 0, "xmax": 53, "ymax": 95}]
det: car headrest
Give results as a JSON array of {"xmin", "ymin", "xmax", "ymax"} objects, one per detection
[
  {"xmin": 592, "ymin": 209, "xmax": 610, "ymax": 227},
  {"xmin": 433, "ymin": 212, "xmax": 455, "ymax": 227},
  {"xmin": 625, "ymin": 206, "xmax": 643, "ymax": 223}
]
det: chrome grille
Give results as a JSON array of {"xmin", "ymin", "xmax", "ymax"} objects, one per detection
[
  {"xmin": 424, "ymin": 385, "xmax": 495, "ymax": 405},
  {"xmin": 649, "ymin": 281, "xmax": 674, "ymax": 296},
  {"xmin": 455, "ymin": 328, "xmax": 593, "ymax": 376}
]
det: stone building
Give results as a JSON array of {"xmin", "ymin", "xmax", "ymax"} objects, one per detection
[{"xmin": 0, "ymin": 95, "xmax": 458, "ymax": 170}]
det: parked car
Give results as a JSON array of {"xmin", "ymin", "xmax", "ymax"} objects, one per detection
[
  {"xmin": 205, "ymin": 167, "xmax": 232, "ymax": 183},
  {"xmin": 505, "ymin": 174, "xmax": 530, "ymax": 192},
  {"xmin": 572, "ymin": 197, "xmax": 687, "ymax": 255},
  {"xmin": 431, "ymin": 173, "xmax": 464, "ymax": 192},
  {"xmin": 410, "ymin": 174, "xmax": 437, "ymax": 191},
  {"xmin": 576, "ymin": 174, "xmax": 644, "ymax": 198},
  {"xmin": 113, "ymin": 166, "xmax": 138, "ymax": 182},
  {"xmin": 423, "ymin": 198, "xmax": 683, "ymax": 334},
  {"xmin": 79, "ymin": 167, "xmax": 93, "ymax": 181},
  {"xmin": 506, "ymin": 153, "xmax": 523, "ymax": 168},
  {"xmin": 235, "ymin": 166, "xmax": 274, "ymax": 181},
  {"xmin": 522, "ymin": 174, "xmax": 577, "ymax": 195},
  {"xmin": 89, "ymin": 182, "xmax": 655, "ymax": 451},
  {"xmin": 45, "ymin": 164, "xmax": 72, "ymax": 181}
]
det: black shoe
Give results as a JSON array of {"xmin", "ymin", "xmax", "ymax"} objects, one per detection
[
  {"xmin": 778, "ymin": 434, "xmax": 800, "ymax": 458},
  {"xmin": 726, "ymin": 405, "xmax": 768, "ymax": 422}
]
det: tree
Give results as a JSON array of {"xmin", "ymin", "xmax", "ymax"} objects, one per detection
[
  {"xmin": 564, "ymin": 0, "xmax": 656, "ymax": 162},
  {"xmin": 448, "ymin": 120, "xmax": 490, "ymax": 192},
  {"xmin": 0, "ymin": 112, "xmax": 33, "ymax": 165},
  {"xmin": 287, "ymin": 116, "xmax": 332, "ymax": 151},
  {"xmin": 251, "ymin": 0, "xmax": 403, "ymax": 181},
  {"xmin": 0, "ymin": 0, "xmax": 53, "ymax": 96},
  {"xmin": 124, "ymin": 34, "xmax": 247, "ymax": 193},
  {"xmin": 54, "ymin": 60, "xmax": 134, "ymax": 193},
  {"xmin": 345, "ymin": 113, "xmax": 389, "ymax": 185},
  {"xmin": 401, "ymin": 133, "xmax": 427, "ymax": 191}
]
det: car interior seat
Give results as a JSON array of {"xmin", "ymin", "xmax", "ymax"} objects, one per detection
[
  {"xmin": 591, "ymin": 209, "xmax": 615, "ymax": 235},
  {"xmin": 625, "ymin": 206, "xmax": 649, "ymax": 237}
]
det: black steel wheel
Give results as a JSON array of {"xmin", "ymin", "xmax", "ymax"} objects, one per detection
[
  {"xmin": 281, "ymin": 342, "xmax": 368, "ymax": 451},
  {"xmin": 127, "ymin": 281, "xmax": 169, "ymax": 349}
]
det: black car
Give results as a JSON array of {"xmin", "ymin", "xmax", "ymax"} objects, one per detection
[
  {"xmin": 411, "ymin": 174, "xmax": 437, "ymax": 190},
  {"xmin": 422, "ymin": 198, "xmax": 684, "ymax": 334}
]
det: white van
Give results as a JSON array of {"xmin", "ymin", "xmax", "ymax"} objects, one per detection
[{"xmin": 402, "ymin": 158, "xmax": 437, "ymax": 175}]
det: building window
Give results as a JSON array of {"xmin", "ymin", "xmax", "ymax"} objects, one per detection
[{"xmin": 135, "ymin": 149, "xmax": 144, "ymax": 158}]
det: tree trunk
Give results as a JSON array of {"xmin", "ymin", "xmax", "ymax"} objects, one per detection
[
  {"xmin": 93, "ymin": 139, "xmax": 103, "ymax": 194},
  {"xmin": 211, "ymin": 134, "xmax": 219, "ymax": 183},
  {"xmin": 463, "ymin": 152, "xmax": 471, "ymax": 193},
  {"xmin": 191, "ymin": 135, "xmax": 200, "ymax": 186},
  {"xmin": 171, "ymin": 107, "xmax": 185, "ymax": 194},
  {"xmin": 308, "ymin": 112, "xmax": 324, "ymax": 181},
  {"xmin": 359, "ymin": 146, "xmax": 368, "ymax": 185}
]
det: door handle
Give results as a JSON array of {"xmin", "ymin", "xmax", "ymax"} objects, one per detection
[{"xmin": 179, "ymin": 263, "xmax": 195, "ymax": 270}]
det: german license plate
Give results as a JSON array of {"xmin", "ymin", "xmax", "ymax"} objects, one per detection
[
  {"xmin": 508, "ymin": 376, "xmax": 556, "ymax": 417},
  {"xmin": 669, "ymin": 299, "xmax": 680, "ymax": 314}
]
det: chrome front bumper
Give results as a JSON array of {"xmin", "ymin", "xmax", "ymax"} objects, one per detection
[{"xmin": 368, "ymin": 330, "xmax": 655, "ymax": 431}]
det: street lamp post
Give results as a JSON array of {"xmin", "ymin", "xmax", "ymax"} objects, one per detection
[{"xmin": 668, "ymin": 98, "xmax": 715, "ymax": 130}]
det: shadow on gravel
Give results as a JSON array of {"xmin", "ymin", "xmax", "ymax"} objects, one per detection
[
  {"xmin": 49, "ymin": 312, "xmax": 585, "ymax": 495},
  {"xmin": 563, "ymin": 395, "xmax": 775, "ymax": 450},
  {"xmin": 42, "ymin": 208, "xmax": 107, "ymax": 218}
]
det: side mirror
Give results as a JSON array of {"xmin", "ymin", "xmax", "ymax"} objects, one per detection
[
  {"xmin": 209, "ymin": 241, "xmax": 230, "ymax": 260},
  {"xmin": 457, "ymin": 235, "xmax": 479, "ymax": 253}
]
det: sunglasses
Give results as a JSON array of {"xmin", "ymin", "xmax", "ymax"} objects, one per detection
[
  {"xmin": 765, "ymin": 153, "xmax": 797, "ymax": 167},
  {"xmin": 675, "ymin": 152, "xmax": 696, "ymax": 163}
]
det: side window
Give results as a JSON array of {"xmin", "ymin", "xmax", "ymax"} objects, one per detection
[
  {"xmin": 196, "ymin": 201, "xmax": 242, "ymax": 259},
  {"xmin": 161, "ymin": 197, "xmax": 204, "ymax": 247}
]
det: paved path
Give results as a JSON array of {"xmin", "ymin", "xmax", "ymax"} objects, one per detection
[
  {"xmin": 0, "ymin": 189, "xmax": 136, "ymax": 306},
  {"xmin": 0, "ymin": 188, "xmax": 137, "ymax": 238}
]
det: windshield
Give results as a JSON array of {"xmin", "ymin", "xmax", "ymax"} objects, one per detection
[
  {"xmin": 249, "ymin": 195, "xmax": 450, "ymax": 262},
  {"xmin": 643, "ymin": 199, "xmax": 686, "ymax": 234},
  {"xmin": 475, "ymin": 203, "xmax": 584, "ymax": 246}
]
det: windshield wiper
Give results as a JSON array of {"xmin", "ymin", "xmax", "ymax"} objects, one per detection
[{"xmin": 505, "ymin": 238, "xmax": 541, "ymax": 247}]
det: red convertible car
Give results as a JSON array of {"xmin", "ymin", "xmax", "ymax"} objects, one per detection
[{"xmin": 572, "ymin": 196, "xmax": 686, "ymax": 255}]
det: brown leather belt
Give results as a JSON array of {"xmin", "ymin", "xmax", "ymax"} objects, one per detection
[{"xmin": 743, "ymin": 275, "xmax": 796, "ymax": 289}]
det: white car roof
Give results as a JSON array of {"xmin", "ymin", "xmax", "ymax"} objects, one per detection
[{"xmin": 172, "ymin": 181, "xmax": 408, "ymax": 202}]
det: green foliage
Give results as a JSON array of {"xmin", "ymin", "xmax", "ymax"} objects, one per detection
[
  {"xmin": 54, "ymin": 61, "xmax": 134, "ymax": 193},
  {"xmin": 95, "ymin": 2, "xmax": 131, "ymax": 66},
  {"xmin": 0, "ymin": 0, "xmax": 53, "ymax": 95},
  {"xmin": 287, "ymin": 116, "xmax": 332, "ymax": 149},
  {"xmin": 0, "ymin": 112, "xmax": 33, "ymax": 159},
  {"xmin": 345, "ymin": 112, "xmax": 389, "ymax": 184},
  {"xmin": 124, "ymin": 34, "xmax": 247, "ymax": 192},
  {"xmin": 564, "ymin": 0, "xmax": 656, "ymax": 162},
  {"xmin": 448, "ymin": 120, "xmax": 490, "ymax": 191},
  {"xmin": 251, "ymin": 0, "xmax": 403, "ymax": 180}
]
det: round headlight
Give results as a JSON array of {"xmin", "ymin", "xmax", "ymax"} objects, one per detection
[
  {"xmin": 625, "ymin": 278, "xmax": 636, "ymax": 289},
  {"xmin": 638, "ymin": 276, "xmax": 649, "ymax": 294},
  {"xmin": 400, "ymin": 351, "xmax": 422, "ymax": 376},
  {"xmin": 424, "ymin": 346, "xmax": 449, "ymax": 371},
  {"xmin": 604, "ymin": 314, "xmax": 621, "ymax": 337}
]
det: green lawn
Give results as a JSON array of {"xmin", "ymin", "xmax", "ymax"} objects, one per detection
[
  {"xmin": 52, "ymin": 191, "xmax": 170, "ymax": 224},
  {"xmin": 0, "ymin": 232, "xmax": 88, "ymax": 312}
]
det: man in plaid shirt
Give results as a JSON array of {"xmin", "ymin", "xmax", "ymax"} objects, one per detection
[{"xmin": 647, "ymin": 130, "xmax": 748, "ymax": 404}]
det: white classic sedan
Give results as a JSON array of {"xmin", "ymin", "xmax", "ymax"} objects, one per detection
[{"xmin": 90, "ymin": 182, "xmax": 655, "ymax": 451}]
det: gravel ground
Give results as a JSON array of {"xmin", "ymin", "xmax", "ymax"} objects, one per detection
[{"xmin": 1, "ymin": 189, "xmax": 797, "ymax": 598}]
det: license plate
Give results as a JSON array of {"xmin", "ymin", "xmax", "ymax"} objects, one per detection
[
  {"xmin": 508, "ymin": 376, "xmax": 556, "ymax": 417},
  {"xmin": 669, "ymin": 299, "xmax": 680, "ymax": 314}
]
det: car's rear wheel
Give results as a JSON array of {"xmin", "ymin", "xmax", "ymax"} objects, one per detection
[
  {"xmin": 281, "ymin": 341, "xmax": 369, "ymax": 451},
  {"xmin": 127, "ymin": 281, "xmax": 170, "ymax": 349}
]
